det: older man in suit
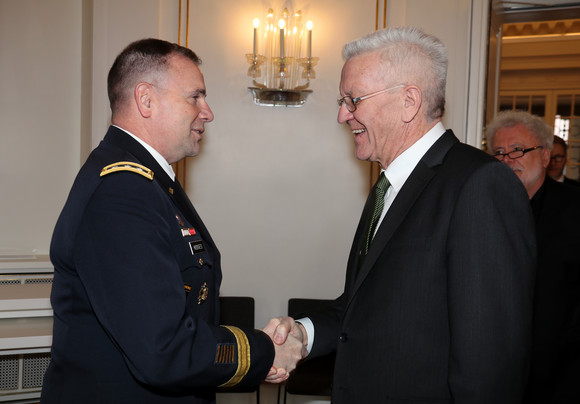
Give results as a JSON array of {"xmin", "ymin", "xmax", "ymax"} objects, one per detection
[
  {"xmin": 487, "ymin": 110, "xmax": 580, "ymax": 404},
  {"xmin": 265, "ymin": 27, "xmax": 536, "ymax": 403}
]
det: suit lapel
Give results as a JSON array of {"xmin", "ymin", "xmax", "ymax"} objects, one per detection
[
  {"xmin": 345, "ymin": 187, "xmax": 376, "ymax": 289},
  {"xmin": 347, "ymin": 130, "xmax": 459, "ymax": 303}
]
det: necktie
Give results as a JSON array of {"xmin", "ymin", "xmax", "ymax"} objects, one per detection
[{"xmin": 363, "ymin": 173, "xmax": 389, "ymax": 255}]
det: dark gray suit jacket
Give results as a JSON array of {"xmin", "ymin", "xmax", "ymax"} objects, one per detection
[{"xmin": 307, "ymin": 130, "xmax": 536, "ymax": 404}]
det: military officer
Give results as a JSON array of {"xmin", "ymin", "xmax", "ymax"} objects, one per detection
[{"xmin": 41, "ymin": 38, "xmax": 303, "ymax": 404}]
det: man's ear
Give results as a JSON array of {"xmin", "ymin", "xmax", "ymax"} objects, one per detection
[
  {"xmin": 135, "ymin": 82, "xmax": 153, "ymax": 118},
  {"xmin": 541, "ymin": 146, "xmax": 551, "ymax": 169},
  {"xmin": 401, "ymin": 85, "xmax": 422, "ymax": 123}
]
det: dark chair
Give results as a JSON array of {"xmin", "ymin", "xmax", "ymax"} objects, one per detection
[
  {"xmin": 217, "ymin": 296, "xmax": 260, "ymax": 404},
  {"xmin": 281, "ymin": 298, "xmax": 335, "ymax": 404}
]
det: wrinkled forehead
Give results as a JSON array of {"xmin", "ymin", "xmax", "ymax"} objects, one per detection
[
  {"xmin": 340, "ymin": 52, "xmax": 386, "ymax": 92},
  {"xmin": 493, "ymin": 124, "xmax": 539, "ymax": 147},
  {"xmin": 551, "ymin": 142, "xmax": 566, "ymax": 154}
]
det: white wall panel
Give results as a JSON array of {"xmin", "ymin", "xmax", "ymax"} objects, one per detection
[{"xmin": 0, "ymin": 0, "xmax": 83, "ymax": 257}]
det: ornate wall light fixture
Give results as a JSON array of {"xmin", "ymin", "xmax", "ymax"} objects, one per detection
[{"xmin": 246, "ymin": 8, "xmax": 319, "ymax": 107}]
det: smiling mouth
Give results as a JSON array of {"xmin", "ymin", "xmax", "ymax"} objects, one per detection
[{"xmin": 352, "ymin": 128, "xmax": 366, "ymax": 135}]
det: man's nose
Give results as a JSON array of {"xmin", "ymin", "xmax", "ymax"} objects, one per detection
[
  {"xmin": 337, "ymin": 103, "xmax": 353, "ymax": 124},
  {"xmin": 201, "ymin": 101, "xmax": 214, "ymax": 122}
]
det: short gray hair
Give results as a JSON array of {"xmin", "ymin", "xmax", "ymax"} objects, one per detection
[
  {"xmin": 108, "ymin": 38, "xmax": 202, "ymax": 112},
  {"xmin": 486, "ymin": 110, "xmax": 553, "ymax": 152},
  {"xmin": 343, "ymin": 26, "xmax": 448, "ymax": 120}
]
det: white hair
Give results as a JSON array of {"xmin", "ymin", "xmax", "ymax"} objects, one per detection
[
  {"xmin": 343, "ymin": 26, "xmax": 448, "ymax": 120},
  {"xmin": 486, "ymin": 110, "xmax": 554, "ymax": 152}
]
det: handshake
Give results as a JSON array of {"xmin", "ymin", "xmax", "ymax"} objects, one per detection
[{"xmin": 261, "ymin": 316, "xmax": 309, "ymax": 383}]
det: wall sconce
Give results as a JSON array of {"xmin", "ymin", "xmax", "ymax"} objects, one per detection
[{"xmin": 246, "ymin": 8, "xmax": 319, "ymax": 107}]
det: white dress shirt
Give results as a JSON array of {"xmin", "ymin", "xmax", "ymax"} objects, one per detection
[{"xmin": 113, "ymin": 125, "xmax": 176, "ymax": 181}]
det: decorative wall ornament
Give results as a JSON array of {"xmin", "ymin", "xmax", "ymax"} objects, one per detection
[{"xmin": 246, "ymin": 8, "xmax": 318, "ymax": 107}]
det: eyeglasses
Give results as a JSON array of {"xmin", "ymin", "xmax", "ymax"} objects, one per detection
[
  {"xmin": 337, "ymin": 84, "xmax": 404, "ymax": 112},
  {"xmin": 550, "ymin": 154, "xmax": 566, "ymax": 163},
  {"xmin": 493, "ymin": 146, "xmax": 543, "ymax": 161}
]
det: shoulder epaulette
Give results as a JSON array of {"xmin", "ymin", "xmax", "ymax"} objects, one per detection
[{"xmin": 100, "ymin": 161, "xmax": 154, "ymax": 181}]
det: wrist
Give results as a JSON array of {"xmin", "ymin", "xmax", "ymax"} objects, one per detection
[{"xmin": 295, "ymin": 321, "xmax": 308, "ymax": 350}]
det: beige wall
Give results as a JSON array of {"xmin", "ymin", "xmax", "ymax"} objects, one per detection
[
  {"xmin": 0, "ymin": 1, "xmax": 488, "ymax": 402},
  {"xmin": 1, "ymin": 0, "xmax": 82, "ymax": 257}
]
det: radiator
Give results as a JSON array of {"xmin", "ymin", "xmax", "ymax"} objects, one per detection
[{"xmin": 0, "ymin": 256, "xmax": 53, "ymax": 403}]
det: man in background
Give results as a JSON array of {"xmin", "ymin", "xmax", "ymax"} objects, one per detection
[
  {"xmin": 488, "ymin": 110, "xmax": 580, "ymax": 404},
  {"xmin": 265, "ymin": 27, "xmax": 536, "ymax": 403},
  {"xmin": 547, "ymin": 135, "xmax": 580, "ymax": 185},
  {"xmin": 41, "ymin": 38, "xmax": 302, "ymax": 404}
]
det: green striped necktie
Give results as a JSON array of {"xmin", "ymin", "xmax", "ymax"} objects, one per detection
[{"xmin": 363, "ymin": 172, "xmax": 389, "ymax": 255}]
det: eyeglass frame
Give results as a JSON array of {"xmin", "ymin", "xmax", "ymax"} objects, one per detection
[
  {"xmin": 337, "ymin": 84, "xmax": 405, "ymax": 112},
  {"xmin": 493, "ymin": 145, "xmax": 544, "ymax": 161}
]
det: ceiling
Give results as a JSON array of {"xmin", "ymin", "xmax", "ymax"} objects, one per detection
[
  {"xmin": 494, "ymin": 0, "xmax": 580, "ymax": 23},
  {"xmin": 500, "ymin": 1, "xmax": 580, "ymax": 8}
]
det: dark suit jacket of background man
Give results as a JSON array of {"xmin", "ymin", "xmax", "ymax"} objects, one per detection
[
  {"xmin": 41, "ymin": 126, "xmax": 274, "ymax": 404},
  {"xmin": 525, "ymin": 176, "xmax": 580, "ymax": 403},
  {"xmin": 563, "ymin": 176, "xmax": 580, "ymax": 186},
  {"xmin": 305, "ymin": 130, "xmax": 536, "ymax": 404}
]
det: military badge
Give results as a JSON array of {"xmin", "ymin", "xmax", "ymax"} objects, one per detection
[{"xmin": 197, "ymin": 282, "xmax": 209, "ymax": 304}]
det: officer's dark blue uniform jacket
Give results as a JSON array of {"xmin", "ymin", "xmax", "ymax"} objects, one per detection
[{"xmin": 41, "ymin": 126, "xmax": 274, "ymax": 403}]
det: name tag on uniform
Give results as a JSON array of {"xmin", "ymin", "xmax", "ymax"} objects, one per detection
[{"xmin": 189, "ymin": 240, "xmax": 205, "ymax": 255}]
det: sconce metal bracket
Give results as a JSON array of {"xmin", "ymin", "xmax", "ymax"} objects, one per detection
[{"xmin": 248, "ymin": 87, "xmax": 313, "ymax": 107}]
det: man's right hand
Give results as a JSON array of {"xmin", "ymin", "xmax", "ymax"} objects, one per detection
[{"xmin": 261, "ymin": 317, "xmax": 308, "ymax": 383}]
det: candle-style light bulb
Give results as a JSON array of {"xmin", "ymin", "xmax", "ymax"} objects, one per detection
[
  {"xmin": 279, "ymin": 19, "xmax": 285, "ymax": 58},
  {"xmin": 253, "ymin": 18, "xmax": 259, "ymax": 54},
  {"xmin": 306, "ymin": 20, "xmax": 313, "ymax": 58}
]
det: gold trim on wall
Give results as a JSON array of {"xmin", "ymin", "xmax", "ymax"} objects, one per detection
[
  {"xmin": 173, "ymin": 0, "xmax": 190, "ymax": 186},
  {"xmin": 369, "ymin": 0, "xmax": 388, "ymax": 188}
]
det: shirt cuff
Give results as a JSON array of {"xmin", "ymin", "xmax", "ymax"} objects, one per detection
[{"xmin": 296, "ymin": 317, "xmax": 314, "ymax": 354}]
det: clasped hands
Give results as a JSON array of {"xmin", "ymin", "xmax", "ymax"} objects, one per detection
[{"xmin": 261, "ymin": 316, "xmax": 308, "ymax": 383}]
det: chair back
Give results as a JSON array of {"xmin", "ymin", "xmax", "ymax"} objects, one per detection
[
  {"xmin": 219, "ymin": 296, "xmax": 254, "ymax": 328},
  {"xmin": 217, "ymin": 296, "xmax": 259, "ymax": 402},
  {"xmin": 283, "ymin": 298, "xmax": 335, "ymax": 402}
]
